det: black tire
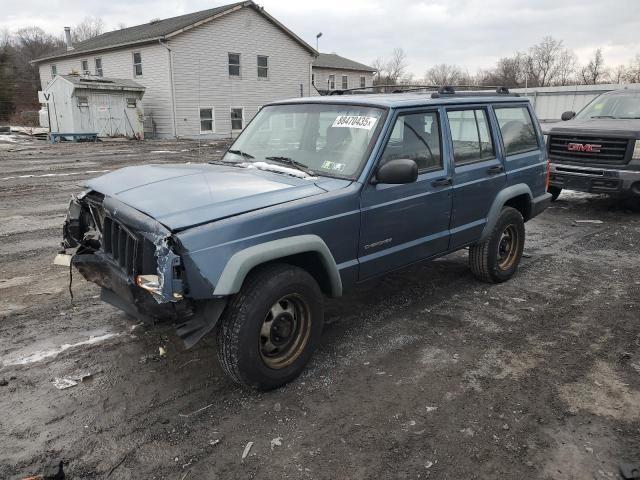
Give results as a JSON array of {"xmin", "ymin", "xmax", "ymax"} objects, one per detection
[
  {"xmin": 216, "ymin": 263, "xmax": 324, "ymax": 390},
  {"xmin": 548, "ymin": 185, "xmax": 562, "ymax": 202},
  {"xmin": 469, "ymin": 206, "xmax": 525, "ymax": 283}
]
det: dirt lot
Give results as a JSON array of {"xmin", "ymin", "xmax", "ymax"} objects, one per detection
[{"xmin": 1, "ymin": 137, "xmax": 640, "ymax": 480}]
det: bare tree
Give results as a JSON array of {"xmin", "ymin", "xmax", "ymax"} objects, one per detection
[
  {"xmin": 526, "ymin": 36, "xmax": 565, "ymax": 87},
  {"xmin": 72, "ymin": 16, "xmax": 105, "ymax": 43},
  {"xmin": 624, "ymin": 54, "xmax": 640, "ymax": 83},
  {"xmin": 581, "ymin": 49, "xmax": 606, "ymax": 84},
  {"xmin": 611, "ymin": 64, "xmax": 627, "ymax": 84},
  {"xmin": 425, "ymin": 64, "xmax": 463, "ymax": 85},
  {"xmin": 556, "ymin": 49, "xmax": 578, "ymax": 86},
  {"xmin": 387, "ymin": 48, "xmax": 408, "ymax": 84}
]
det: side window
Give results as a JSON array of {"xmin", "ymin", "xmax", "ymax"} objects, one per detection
[
  {"xmin": 380, "ymin": 112, "xmax": 442, "ymax": 172},
  {"xmin": 494, "ymin": 106, "xmax": 539, "ymax": 155},
  {"xmin": 447, "ymin": 109, "xmax": 494, "ymax": 165}
]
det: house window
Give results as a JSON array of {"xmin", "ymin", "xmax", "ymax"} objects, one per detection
[
  {"xmin": 95, "ymin": 58, "xmax": 103, "ymax": 77},
  {"xmin": 328, "ymin": 74, "xmax": 335, "ymax": 90},
  {"xmin": 51, "ymin": 65, "xmax": 57, "ymax": 76},
  {"xmin": 126, "ymin": 98, "xmax": 136, "ymax": 108},
  {"xmin": 228, "ymin": 53, "xmax": 241, "ymax": 76},
  {"xmin": 200, "ymin": 108, "xmax": 214, "ymax": 133},
  {"xmin": 77, "ymin": 96, "xmax": 89, "ymax": 107},
  {"xmin": 341, "ymin": 75, "xmax": 348, "ymax": 89},
  {"xmin": 257, "ymin": 55, "xmax": 268, "ymax": 78},
  {"xmin": 230, "ymin": 107, "xmax": 244, "ymax": 130},
  {"xmin": 133, "ymin": 52, "xmax": 142, "ymax": 77},
  {"xmin": 360, "ymin": 76, "xmax": 366, "ymax": 88},
  {"xmin": 81, "ymin": 59, "xmax": 89, "ymax": 74}
]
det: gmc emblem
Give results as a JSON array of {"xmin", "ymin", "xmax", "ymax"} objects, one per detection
[{"xmin": 567, "ymin": 142, "xmax": 601, "ymax": 153}]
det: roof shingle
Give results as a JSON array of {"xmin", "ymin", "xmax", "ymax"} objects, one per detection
[{"xmin": 312, "ymin": 53, "xmax": 375, "ymax": 73}]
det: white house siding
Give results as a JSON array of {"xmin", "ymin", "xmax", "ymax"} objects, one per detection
[
  {"xmin": 169, "ymin": 7, "xmax": 314, "ymax": 139},
  {"xmin": 38, "ymin": 44, "xmax": 173, "ymax": 137},
  {"xmin": 312, "ymin": 67, "xmax": 374, "ymax": 92}
]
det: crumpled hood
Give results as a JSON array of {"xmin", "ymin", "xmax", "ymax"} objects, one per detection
[
  {"xmin": 85, "ymin": 163, "xmax": 336, "ymax": 231},
  {"xmin": 547, "ymin": 118, "xmax": 640, "ymax": 138}
]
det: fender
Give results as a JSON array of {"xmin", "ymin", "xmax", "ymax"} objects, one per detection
[
  {"xmin": 212, "ymin": 234, "xmax": 343, "ymax": 297},
  {"xmin": 479, "ymin": 184, "xmax": 532, "ymax": 242}
]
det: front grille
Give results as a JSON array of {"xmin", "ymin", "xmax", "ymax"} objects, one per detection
[
  {"xmin": 549, "ymin": 135, "xmax": 631, "ymax": 165},
  {"xmin": 102, "ymin": 216, "xmax": 140, "ymax": 275}
]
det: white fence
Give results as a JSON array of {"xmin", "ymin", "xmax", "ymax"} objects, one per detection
[{"xmin": 511, "ymin": 83, "xmax": 640, "ymax": 123}]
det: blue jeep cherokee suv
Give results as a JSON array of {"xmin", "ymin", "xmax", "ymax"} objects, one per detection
[{"xmin": 60, "ymin": 88, "xmax": 551, "ymax": 389}]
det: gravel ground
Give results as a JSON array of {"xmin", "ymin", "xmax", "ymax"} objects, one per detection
[{"xmin": 1, "ymin": 137, "xmax": 640, "ymax": 479}]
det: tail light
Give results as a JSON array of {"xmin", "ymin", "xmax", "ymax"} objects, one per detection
[{"xmin": 545, "ymin": 158, "xmax": 551, "ymax": 191}]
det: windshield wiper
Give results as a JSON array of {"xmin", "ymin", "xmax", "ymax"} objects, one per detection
[
  {"xmin": 590, "ymin": 115, "xmax": 616, "ymax": 119},
  {"xmin": 208, "ymin": 159, "xmax": 243, "ymax": 167},
  {"xmin": 227, "ymin": 149, "xmax": 255, "ymax": 159},
  {"xmin": 264, "ymin": 156, "xmax": 315, "ymax": 176}
]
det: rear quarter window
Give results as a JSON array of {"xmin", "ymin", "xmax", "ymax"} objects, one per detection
[{"xmin": 494, "ymin": 106, "xmax": 539, "ymax": 156}]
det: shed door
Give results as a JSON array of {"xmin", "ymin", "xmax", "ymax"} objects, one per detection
[
  {"xmin": 109, "ymin": 94, "xmax": 125, "ymax": 137},
  {"xmin": 93, "ymin": 94, "xmax": 111, "ymax": 136}
]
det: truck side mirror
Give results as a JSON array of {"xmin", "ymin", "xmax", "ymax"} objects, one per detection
[
  {"xmin": 561, "ymin": 111, "xmax": 576, "ymax": 121},
  {"xmin": 373, "ymin": 158, "xmax": 418, "ymax": 184}
]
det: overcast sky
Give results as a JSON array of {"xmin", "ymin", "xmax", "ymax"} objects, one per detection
[{"xmin": 2, "ymin": 0, "xmax": 640, "ymax": 75}]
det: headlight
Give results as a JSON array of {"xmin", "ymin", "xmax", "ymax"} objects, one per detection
[{"xmin": 633, "ymin": 141, "xmax": 640, "ymax": 160}]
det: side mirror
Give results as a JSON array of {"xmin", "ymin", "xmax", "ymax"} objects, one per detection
[
  {"xmin": 374, "ymin": 158, "xmax": 418, "ymax": 184},
  {"xmin": 561, "ymin": 111, "xmax": 576, "ymax": 121}
]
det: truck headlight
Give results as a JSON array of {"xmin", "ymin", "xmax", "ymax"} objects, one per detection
[{"xmin": 633, "ymin": 141, "xmax": 640, "ymax": 161}]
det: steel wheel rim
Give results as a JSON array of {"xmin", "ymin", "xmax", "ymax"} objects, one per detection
[
  {"xmin": 259, "ymin": 294, "xmax": 311, "ymax": 369},
  {"xmin": 497, "ymin": 224, "xmax": 519, "ymax": 270}
]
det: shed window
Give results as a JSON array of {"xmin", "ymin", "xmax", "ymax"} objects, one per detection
[
  {"xmin": 257, "ymin": 55, "xmax": 268, "ymax": 78},
  {"xmin": 95, "ymin": 58, "xmax": 103, "ymax": 77},
  {"xmin": 360, "ymin": 76, "xmax": 366, "ymax": 88},
  {"xmin": 51, "ymin": 65, "xmax": 57, "ymax": 76},
  {"xmin": 341, "ymin": 75, "xmax": 348, "ymax": 89},
  {"xmin": 311, "ymin": 73, "xmax": 315, "ymax": 85},
  {"xmin": 77, "ymin": 96, "xmax": 89, "ymax": 107},
  {"xmin": 328, "ymin": 74, "xmax": 335, "ymax": 90},
  {"xmin": 126, "ymin": 98, "xmax": 136, "ymax": 108},
  {"xmin": 228, "ymin": 53, "xmax": 240, "ymax": 76},
  {"xmin": 231, "ymin": 107, "xmax": 244, "ymax": 130},
  {"xmin": 200, "ymin": 108, "xmax": 214, "ymax": 133},
  {"xmin": 81, "ymin": 60, "xmax": 89, "ymax": 74},
  {"xmin": 133, "ymin": 52, "xmax": 142, "ymax": 77}
]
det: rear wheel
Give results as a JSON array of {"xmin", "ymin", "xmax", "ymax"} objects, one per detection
[
  {"xmin": 216, "ymin": 263, "xmax": 324, "ymax": 390},
  {"xmin": 469, "ymin": 206, "xmax": 525, "ymax": 283},
  {"xmin": 548, "ymin": 185, "xmax": 562, "ymax": 202}
]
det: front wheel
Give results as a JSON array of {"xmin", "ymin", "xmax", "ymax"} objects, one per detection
[
  {"xmin": 216, "ymin": 263, "xmax": 324, "ymax": 390},
  {"xmin": 469, "ymin": 206, "xmax": 525, "ymax": 283}
]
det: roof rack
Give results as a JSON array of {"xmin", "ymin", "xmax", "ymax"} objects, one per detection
[
  {"xmin": 323, "ymin": 84, "xmax": 519, "ymax": 97},
  {"xmin": 430, "ymin": 85, "xmax": 519, "ymax": 98}
]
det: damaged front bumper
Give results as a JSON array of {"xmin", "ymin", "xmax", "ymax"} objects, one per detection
[{"xmin": 61, "ymin": 191, "xmax": 226, "ymax": 348}]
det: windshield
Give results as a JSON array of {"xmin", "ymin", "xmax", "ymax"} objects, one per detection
[
  {"xmin": 222, "ymin": 103, "xmax": 385, "ymax": 178},
  {"xmin": 576, "ymin": 91, "xmax": 640, "ymax": 120}
]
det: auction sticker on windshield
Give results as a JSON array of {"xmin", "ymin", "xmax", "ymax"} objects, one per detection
[{"xmin": 332, "ymin": 115, "xmax": 378, "ymax": 130}]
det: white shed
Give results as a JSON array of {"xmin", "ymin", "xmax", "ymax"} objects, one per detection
[{"xmin": 41, "ymin": 75, "xmax": 146, "ymax": 139}]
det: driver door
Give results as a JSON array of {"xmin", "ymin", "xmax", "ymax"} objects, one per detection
[{"xmin": 358, "ymin": 109, "xmax": 453, "ymax": 280}]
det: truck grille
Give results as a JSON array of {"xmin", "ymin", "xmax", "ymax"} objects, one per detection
[
  {"xmin": 102, "ymin": 216, "xmax": 140, "ymax": 275},
  {"xmin": 549, "ymin": 135, "xmax": 631, "ymax": 165}
]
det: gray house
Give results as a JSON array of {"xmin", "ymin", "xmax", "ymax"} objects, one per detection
[
  {"xmin": 34, "ymin": 1, "xmax": 317, "ymax": 139},
  {"xmin": 312, "ymin": 53, "xmax": 376, "ymax": 94}
]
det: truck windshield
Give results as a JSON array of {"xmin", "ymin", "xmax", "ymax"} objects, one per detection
[
  {"xmin": 223, "ymin": 103, "xmax": 385, "ymax": 178},
  {"xmin": 576, "ymin": 91, "xmax": 640, "ymax": 120}
]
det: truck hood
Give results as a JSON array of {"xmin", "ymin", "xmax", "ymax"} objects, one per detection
[
  {"xmin": 85, "ymin": 163, "xmax": 346, "ymax": 231},
  {"xmin": 546, "ymin": 118, "xmax": 640, "ymax": 138}
]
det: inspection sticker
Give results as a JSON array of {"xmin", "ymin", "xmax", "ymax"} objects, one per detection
[
  {"xmin": 332, "ymin": 115, "xmax": 378, "ymax": 130},
  {"xmin": 321, "ymin": 161, "xmax": 346, "ymax": 172}
]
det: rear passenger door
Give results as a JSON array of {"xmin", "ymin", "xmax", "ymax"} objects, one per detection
[
  {"xmin": 493, "ymin": 104, "xmax": 546, "ymax": 197},
  {"xmin": 358, "ymin": 109, "xmax": 452, "ymax": 279},
  {"xmin": 445, "ymin": 106, "xmax": 506, "ymax": 249}
]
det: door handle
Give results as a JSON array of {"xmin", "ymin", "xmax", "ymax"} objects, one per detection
[
  {"xmin": 487, "ymin": 165, "xmax": 505, "ymax": 174},
  {"xmin": 432, "ymin": 177, "xmax": 453, "ymax": 187}
]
